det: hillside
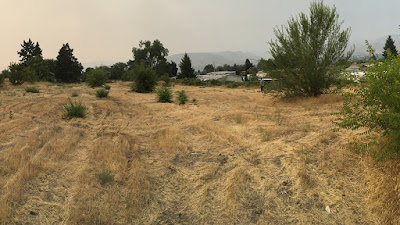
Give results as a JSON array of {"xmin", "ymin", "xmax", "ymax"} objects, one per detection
[{"xmin": 0, "ymin": 81, "xmax": 398, "ymax": 224}]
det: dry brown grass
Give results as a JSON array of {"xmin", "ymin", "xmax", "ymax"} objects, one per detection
[{"xmin": 0, "ymin": 80, "xmax": 396, "ymax": 224}]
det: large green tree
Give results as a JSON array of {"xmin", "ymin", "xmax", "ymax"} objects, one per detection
[
  {"xmin": 382, "ymin": 35, "xmax": 398, "ymax": 59},
  {"xmin": 178, "ymin": 53, "xmax": 195, "ymax": 79},
  {"xmin": 17, "ymin": 39, "xmax": 42, "ymax": 64},
  {"xmin": 55, "ymin": 43, "xmax": 83, "ymax": 83},
  {"xmin": 132, "ymin": 40, "xmax": 169, "ymax": 68},
  {"xmin": 268, "ymin": 0, "xmax": 353, "ymax": 97}
]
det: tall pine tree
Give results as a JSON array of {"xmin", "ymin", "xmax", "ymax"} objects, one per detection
[
  {"xmin": 17, "ymin": 39, "xmax": 43, "ymax": 64},
  {"xmin": 383, "ymin": 35, "xmax": 398, "ymax": 58},
  {"xmin": 55, "ymin": 43, "xmax": 83, "ymax": 83},
  {"xmin": 178, "ymin": 53, "xmax": 195, "ymax": 79}
]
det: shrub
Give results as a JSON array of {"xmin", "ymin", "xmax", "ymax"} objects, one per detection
[
  {"xmin": 226, "ymin": 82, "xmax": 241, "ymax": 88},
  {"xmin": 131, "ymin": 64, "xmax": 157, "ymax": 93},
  {"xmin": 95, "ymin": 88, "xmax": 109, "ymax": 98},
  {"xmin": 176, "ymin": 90, "xmax": 188, "ymax": 105},
  {"xmin": 156, "ymin": 87, "xmax": 172, "ymax": 103},
  {"xmin": 63, "ymin": 99, "xmax": 86, "ymax": 119},
  {"xmin": 25, "ymin": 86, "xmax": 39, "ymax": 93},
  {"xmin": 159, "ymin": 74, "xmax": 170, "ymax": 87},
  {"xmin": 8, "ymin": 63, "xmax": 27, "ymax": 85},
  {"xmin": 71, "ymin": 92, "xmax": 79, "ymax": 97},
  {"xmin": 103, "ymin": 84, "xmax": 111, "ymax": 90},
  {"xmin": 0, "ymin": 72, "xmax": 4, "ymax": 86},
  {"xmin": 86, "ymin": 67, "xmax": 109, "ymax": 87},
  {"xmin": 96, "ymin": 169, "xmax": 114, "ymax": 185},
  {"xmin": 336, "ymin": 47, "xmax": 400, "ymax": 161}
]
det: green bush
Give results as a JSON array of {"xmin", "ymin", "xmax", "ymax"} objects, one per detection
[
  {"xmin": 103, "ymin": 84, "xmax": 111, "ymax": 90},
  {"xmin": 96, "ymin": 169, "xmax": 114, "ymax": 185},
  {"xmin": 337, "ymin": 51, "xmax": 400, "ymax": 161},
  {"xmin": 63, "ymin": 99, "xmax": 86, "ymax": 119},
  {"xmin": 71, "ymin": 92, "xmax": 79, "ymax": 97},
  {"xmin": 0, "ymin": 72, "xmax": 4, "ymax": 86},
  {"xmin": 176, "ymin": 90, "xmax": 188, "ymax": 105},
  {"xmin": 159, "ymin": 74, "xmax": 170, "ymax": 87},
  {"xmin": 25, "ymin": 86, "xmax": 39, "ymax": 93},
  {"xmin": 95, "ymin": 88, "xmax": 109, "ymax": 98},
  {"xmin": 86, "ymin": 67, "xmax": 109, "ymax": 87},
  {"xmin": 131, "ymin": 64, "xmax": 157, "ymax": 93},
  {"xmin": 156, "ymin": 87, "xmax": 172, "ymax": 103}
]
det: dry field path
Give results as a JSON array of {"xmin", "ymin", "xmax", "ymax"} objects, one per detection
[{"xmin": 0, "ymin": 81, "xmax": 384, "ymax": 224}]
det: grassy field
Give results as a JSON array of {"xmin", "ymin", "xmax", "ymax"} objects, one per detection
[{"xmin": 0, "ymin": 80, "xmax": 398, "ymax": 224}]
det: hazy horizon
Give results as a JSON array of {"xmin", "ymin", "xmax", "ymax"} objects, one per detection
[{"xmin": 1, "ymin": 0, "xmax": 400, "ymax": 70}]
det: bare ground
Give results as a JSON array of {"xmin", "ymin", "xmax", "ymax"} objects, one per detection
[{"xmin": 0, "ymin": 81, "xmax": 396, "ymax": 224}]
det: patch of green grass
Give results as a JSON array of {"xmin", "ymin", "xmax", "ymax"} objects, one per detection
[
  {"xmin": 96, "ymin": 169, "xmax": 114, "ymax": 185},
  {"xmin": 25, "ymin": 86, "xmax": 39, "ymax": 93},
  {"xmin": 103, "ymin": 84, "xmax": 111, "ymax": 90},
  {"xmin": 95, "ymin": 88, "xmax": 109, "ymax": 98},
  {"xmin": 63, "ymin": 99, "xmax": 86, "ymax": 119},
  {"xmin": 71, "ymin": 92, "xmax": 79, "ymax": 97}
]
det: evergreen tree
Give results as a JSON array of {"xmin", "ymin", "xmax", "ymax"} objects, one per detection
[
  {"xmin": 179, "ymin": 53, "xmax": 195, "ymax": 79},
  {"xmin": 383, "ymin": 35, "xmax": 398, "ymax": 59},
  {"xmin": 169, "ymin": 61, "xmax": 178, "ymax": 77},
  {"xmin": 55, "ymin": 43, "xmax": 83, "ymax": 83},
  {"xmin": 245, "ymin": 59, "xmax": 253, "ymax": 71},
  {"xmin": 17, "ymin": 39, "xmax": 43, "ymax": 64}
]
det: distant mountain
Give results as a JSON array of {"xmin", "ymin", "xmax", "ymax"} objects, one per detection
[{"xmin": 167, "ymin": 51, "xmax": 264, "ymax": 72}]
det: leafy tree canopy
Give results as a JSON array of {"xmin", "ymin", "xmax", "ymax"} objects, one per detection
[
  {"xmin": 268, "ymin": 0, "xmax": 353, "ymax": 97},
  {"xmin": 132, "ymin": 40, "xmax": 169, "ymax": 68}
]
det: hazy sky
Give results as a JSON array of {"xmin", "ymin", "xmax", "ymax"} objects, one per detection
[{"xmin": 1, "ymin": 0, "xmax": 399, "ymax": 70}]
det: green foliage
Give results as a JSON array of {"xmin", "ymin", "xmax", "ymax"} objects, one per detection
[
  {"xmin": 109, "ymin": 62, "xmax": 127, "ymax": 80},
  {"xmin": 26, "ymin": 57, "xmax": 49, "ymax": 81},
  {"xmin": 159, "ymin": 74, "xmax": 170, "ymax": 86},
  {"xmin": 17, "ymin": 38, "xmax": 42, "ymax": 64},
  {"xmin": 268, "ymin": 0, "xmax": 353, "ymax": 97},
  {"xmin": 95, "ymin": 88, "xmax": 109, "ymax": 98},
  {"xmin": 8, "ymin": 63, "xmax": 33, "ymax": 85},
  {"xmin": 0, "ymin": 72, "xmax": 4, "ymax": 86},
  {"xmin": 63, "ymin": 99, "xmax": 86, "ymax": 119},
  {"xmin": 86, "ymin": 67, "xmax": 109, "ymax": 87},
  {"xmin": 156, "ymin": 86, "xmax": 173, "ymax": 103},
  {"xmin": 55, "ymin": 43, "xmax": 83, "ymax": 83},
  {"xmin": 132, "ymin": 40, "xmax": 169, "ymax": 67},
  {"xmin": 337, "ymin": 45, "xmax": 400, "ymax": 160},
  {"xmin": 71, "ymin": 92, "xmax": 79, "ymax": 97},
  {"xmin": 176, "ymin": 90, "xmax": 188, "ymax": 105},
  {"xmin": 383, "ymin": 35, "xmax": 398, "ymax": 59},
  {"xmin": 131, "ymin": 64, "xmax": 157, "ymax": 93},
  {"xmin": 103, "ymin": 84, "xmax": 111, "ymax": 90},
  {"xmin": 25, "ymin": 86, "xmax": 39, "ymax": 93},
  {"xmin": 245, "ymin": 59, "xmax": 253, "ymax": 71},
  {"xmin": 178, "ymin": 53, "xmax": 195, "ymax": 79},
  {"xmin": 96, "ymin": 169, "xmax": 114, "ymax": 186},
  {"xmin": 203, "ymin": 64, "xmax": 215, "ymax": 74},
  {"xmin": 226, "ymin": 82, "xmax": 242, "ymax": 88}
]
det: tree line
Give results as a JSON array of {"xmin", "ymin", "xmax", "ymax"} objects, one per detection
[{"xmin": 0, "ymin": 39, "xmax": 200, "ymax": 86}]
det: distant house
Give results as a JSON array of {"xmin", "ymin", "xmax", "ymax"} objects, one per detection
[{"xmin": 198, "ymin": 71, "xmax": 242, "ymax": 82}]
